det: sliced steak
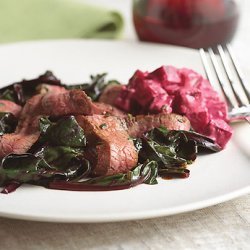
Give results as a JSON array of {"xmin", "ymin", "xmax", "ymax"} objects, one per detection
[
  {"xmin": 0, "ymin": 133, "xmax": 40, "ymax": 157},
  {"xmin": 76, "ymin": 113, "xmax": 190, "ymax": 176},
  {"xmin": 99, "ymin": 84, "xmax": 123, "ymax": 105},
  {"xmin": 0, "ymin": 88, "xmax": 69, "ymax": 158},
  {"xmin": 94, "ymin": 102, "xmax": 125, "ymax": 117},
  {"xmin": 21, "ymin": 90, "xmax": 124, "ymax": 117},
  {"xmin": 21, "ymin": 90, "xmax": 92, "ymax": 117},
  {"xmin": 127, "ymin": 113, "xmax": 191, "ymax": 137},
  {"xmin": 0, "ymin": 90, "xmax": 124, "ymax": 158},
  {"xmin": 0, "ymin": 100, "xmax": 22, "ymax": 117},
  {"xmin": 76, "ymin": 115, "xmax": 138, "ymax": 176},
  {"xmin": 0, "ymin": 115, "xmax": 41, "ymax": 157}
]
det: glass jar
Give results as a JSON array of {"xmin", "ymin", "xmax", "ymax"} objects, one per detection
[{"xmin": 133, "ymin": 0, "xmax": 240, "ymax": 48}]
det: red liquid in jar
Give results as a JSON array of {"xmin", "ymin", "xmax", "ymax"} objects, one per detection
[{"xmin": 133, "ymin": 0, "xmax": 240, "ymax": 48}]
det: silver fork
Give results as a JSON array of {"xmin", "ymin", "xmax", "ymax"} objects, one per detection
[{"xmin": 199, "ymin": 44, "xmax": 250, "ymax": 124}]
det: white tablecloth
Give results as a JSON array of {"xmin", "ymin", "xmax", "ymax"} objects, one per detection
[{"xmin": 0, "ymin": 1, "xmax": 249, "ymax": 249}]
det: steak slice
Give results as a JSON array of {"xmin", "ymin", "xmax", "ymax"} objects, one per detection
[
  {"xmin": 0, "ymin": 100, "xmax": 22, "ymax": 117},
  {"xmin": 76, "ymin": 115, "xmax": 138, "ymax": 176},
  {"xmin": 21, "ymin": 90, "xmax": 93, "ymax": 117},
  {"xmin": 94, "ymin": 102, "xmax": 125, "ymax": 117},
  {"xmin": 0, "ymin": 116, "xmax": 40, "ymax": 157},
  {"xmin": 0, "ymin": 133, "xmax": 40, "ymax": 157},
  {"xmin": 21, "ymin": 90, "xmax": 124, "ymax": 117},
  {"xmin": 98, "ymin": 84, "xmax": 123, "ymax": 105},
  {"xmin": 127, "ymin": 113, "xmax": 191, "ymax": 137}
]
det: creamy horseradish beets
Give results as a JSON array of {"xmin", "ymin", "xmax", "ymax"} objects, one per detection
[{"xmin": 115, "ymin": 66, "xmax": 232, "ymax": 148}]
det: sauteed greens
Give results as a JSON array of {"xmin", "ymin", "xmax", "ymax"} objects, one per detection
[
  {"xmin": 0, "ymin": 115, "xmax": 220, "ymax": 193},
  {"xmin": 0, "ymin": 71, "xmax": 119, "ymax": 105},
  {"xmin": 0, "ymin": 113, "xmax": 18, "ymax": 136}
]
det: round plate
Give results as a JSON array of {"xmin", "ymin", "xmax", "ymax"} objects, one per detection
[{"xmin": 0, "ymin": 40, "xmax": 249, "ymax": 223}]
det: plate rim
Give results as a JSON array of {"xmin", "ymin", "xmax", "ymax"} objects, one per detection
[
  {"xmin": 0, "ymin": 186, "xmax": 249, "ymax": 223},
  {"xmin": 0, "ymin": 37, "xmax": 199, "ymax": 50},
  {"xmin": 0, "ymin": 39, "xmax": 249, "ymax": 223}
]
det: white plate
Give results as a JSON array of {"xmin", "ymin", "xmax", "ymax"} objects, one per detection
[{"xmin": 0, "ymin": 40, "xmax": 249, "ymax": 223}]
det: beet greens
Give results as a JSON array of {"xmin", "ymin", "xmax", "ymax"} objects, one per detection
[
  {"xmin": 0, "ymin": 112, "xmax": 18, "ymax": 135},
  {"xmin": 0, "ymin": 117, "xmax": 221, "ymax": 193},
  {"xmin": 137, "ymin": 127, "xmax": 221, "ymax": 179},
  {"xmin": 0, "ymin": 71, "xmax": 120, "ymax": 105},
  {"xmin": 0, "ymin": 71, "xmax": 61, "ymax": 105},
  {"xmin": 64, "ymin": 73, "xmax": 120, "ymax": 101}
]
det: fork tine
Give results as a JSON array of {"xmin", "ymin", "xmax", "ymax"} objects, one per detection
[
  {"xmin": 200, "ymin": 45, "xmax": 250, "ymax": 122},
  {"xmin": 217, "ymin": 45, "xmax": 244, "ymax": 106},
  {"xmin": 207, "ymin": 47, "xmax": 235, "ymax": 110},
  {"xmin": 226, "ymin": 44, "xmax": 250, "ymax": 103},
  {"xmin": 200, "ymin": 48, "xmax": 234, "ymax": 109},
  {"xmin": 199, "ymin": 48, "xmax": 215, "ymax": 87}
]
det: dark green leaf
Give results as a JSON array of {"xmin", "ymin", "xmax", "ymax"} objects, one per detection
[
  {"xmin": 0, "ymin": 151, "xmax": 90, "ymax": 186},
  {"xmin": 158, "ymin": 167, "xmax": 190, "ymax": 179},
  {"xmin": 177, "ymin": 130, "xmax": 222, "ymax": 151},
  {"xmin": 35, "ymin": 146, "xmax": 84, "ymax": 170},
  {"xmin": 0, "ymin": 112, "xmax": 18, "ymax": 136},
  {"xmin": 139, "ymin": 160, "xmax": 158, "ymax": 185},
  {"xmin": 0, "ymin": 153, "xmax": 51, "ymax": 186},
  {"xmin": 132, "ymin": 138, "xmax": 143, "ymax": 153},
  {"xmin": 149, "ymin": 128, "xmax": 221, "ymax": 152},
  {"xmin": 39, "ymin": 117, "xmax": 53, "ymax": 134},
  {"xmin": 84, "ymin": 160, "xmax": 158, "ymax": 186},
  {"xmin": 64, "ymin": 73, "xmax": 120, "ymax": 101},
  {"xmin": 0, "ymin": 71, "xmax": 62, "ymax": 105},
  {"xmin": 0, "ymin": 89, "xmax": 16, "ymax": 102},
  {"xmin": 48, "ymin": 160, "xmax": 158, "ymax": 191},
  {"xmin": 0, "ymin": 115, "xmax": 89, "ymax": 190},
  {"xmin": 139, "ymin": 138, "xmax": 187, "ymax": 168},
  {"xmin": 138, "ymin": 127, "xmax": 221, "ymax": 179},
  {"xmin": 39, "ymin": 116, "xmax": 86, "ymax": 147}
]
